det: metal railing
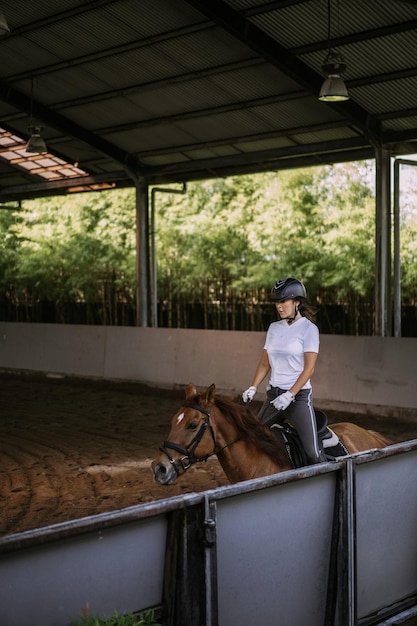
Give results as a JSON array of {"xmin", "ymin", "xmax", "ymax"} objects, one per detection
[{"xmin": 1, "ymin": 441, "xmax": 416, "ymax": 626}]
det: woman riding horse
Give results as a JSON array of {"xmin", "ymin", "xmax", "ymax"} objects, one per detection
[
  {"xmin": 242, "ymin": 277, "xmax": 326, "ymax": 464},
  {"xmin": 152, "ymin": 383, "xmax": 392, "ymax": 485}
]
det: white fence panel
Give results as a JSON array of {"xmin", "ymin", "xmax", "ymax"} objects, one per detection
[
  {"xmin": 355, "ymin": 448, "xmax": 417, "ymax": 621},
  {"xmin": 215, "ymin": 472, "xmax": 336, "ymax": 626},
  {"xmin": 1, "ymin": 444, "xmax": 417, "ymax": 626},
  {"xmin": 0, "ymin": 515, "xmax": 167, "ymax": 626}
]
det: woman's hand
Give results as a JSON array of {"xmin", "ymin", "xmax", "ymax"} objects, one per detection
[
  {"xmin": 242, "ymin": 386, "xmax": 257, "ymax": 404},
  {"xmin": 270, "ymin": 390, "xmax": 295, "ymax": 411}
]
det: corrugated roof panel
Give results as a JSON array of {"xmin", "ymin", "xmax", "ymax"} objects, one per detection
[
  {"xmin": 9, "ymin": 70, "xmax": 113, "ymax": 108},
  {"xmin": 140, "ymin": 152, "xmax": 191, "ymax": 166},
  {"xmin": 169, "ymin": 99, "xmax": 330, "ymax": 143},
  {"xmin": 119, "ymin": 74, "xmax": 285, "ymax": 119},
  {"xmin": 74, "ymin": 29, "xmax": 256, "ymax": 90},
  {"xmin": 249, "ymin": 98, "xmax": 343, "ymax": 131},
  {"xmin": 205, "ymin": 64, "xmax": 302, "ymax": 100},
  {"xmin": 225, "ymin": 0, "xmax": 265, "ymax": 10},
  {"xmin": 184, "ymin": 145, "xmax": 242, "ymax": 159},
  {"xmin": 59, "ymin": 98, "xmax": 145, "ymax": 131},
  {"xmin": 383, "ymin": 115, "xmax": 417, "ymax": 133},
  {"xmin": 82, "ymin": 90, "xmax": 348, "ymax": 156},
  {"xmin": 1, "ymin": 0, "xmax": 417, "ymax": 198},
  {"xmin": 239, "ymin": 0, "xmax": 417, "ymax": 49},
  {"xmin": 335, "ymin": 31, "xmax": 417, "ymax": 79},
  {"xmin": 114, "ymin": 122, "xmax": 201, "ymax": 152},
  {"xmin": 99, "ymin": 0, "xmax": 207, "ymax": 35},
  {"xmin": 58, "ymin": 61, "xmax": 304, "ymax": 134},
  {"xmin": 177, "ymin": 111, "xmax": 271, "ymax": 142},
  {"xmin": 290, "ymin": 126, "xmax": 360, "ymax": 146},
  {"xmin": 351, "ymin": 76, "xmax": 417, "ymax": 115},
  {"xmin": 328, "ymin": 0, "xmax": 417, "ymax": 34},
  {"xmin": 23, "ymin": 0, "xmax": 207, "ymax": 60},
  {"xmin": 0, "ymin": 38, "xmax": 61, "ymax": 78},
  {"xmin": 301, "ymin": 33, "xmax": 417, "ymax": 86},
  {"xmin": 122, "ymin": 81, "xmax": 240, "ymax": 119},
  {"xmin": 249, "ymin": 1, "xmax": 328, "ymax": 48},
  {"xmin": 7, "ymin": 0, "xmax": 80, "ymax": 28},
  {"xmin": 9, "ymin": 26, "xmax": 260, "ymax": 109},
  {"xmin": 29, "ymin": 19, "xmax": 124, "ymax": 58},
  {"xmin": 235, "ymin": 135, "xmax": 296, "ymax": 153}
]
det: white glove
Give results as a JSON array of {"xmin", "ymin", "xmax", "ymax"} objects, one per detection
[
  {"xmin": 270, "ymin": 390, "xmax": 295, "ymax": 411},
  {"xmin": 242, "ymin": 386, "xmax": 257, "ymax": 404}
]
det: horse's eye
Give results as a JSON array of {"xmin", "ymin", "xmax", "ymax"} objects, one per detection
[{"xmin": 188, "ymin": 422, "xmax": 198, "ymax": 431}]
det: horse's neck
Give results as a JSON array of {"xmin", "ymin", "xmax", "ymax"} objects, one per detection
[{"xmin": 215, "ymin": 434, "xmax": 284, "ymax": 483}]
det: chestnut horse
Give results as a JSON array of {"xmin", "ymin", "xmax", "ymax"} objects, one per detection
[{"xmin": 151, "ymin": 383, "xmax": 392, "ymax": 485}]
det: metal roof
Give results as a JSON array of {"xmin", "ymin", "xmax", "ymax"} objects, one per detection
[{"xmin": 1, "ymin": 0, "xmax": 417, "ymax": 201}]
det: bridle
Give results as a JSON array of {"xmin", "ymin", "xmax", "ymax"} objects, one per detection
[{"xmin": 158, "ymin": 401, "xmax": 241, "ymax": 476}]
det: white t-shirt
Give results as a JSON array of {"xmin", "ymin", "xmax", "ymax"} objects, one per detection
[{"xmin": 264, "ymin": 316, "xmax": 319, "ymax": 390}]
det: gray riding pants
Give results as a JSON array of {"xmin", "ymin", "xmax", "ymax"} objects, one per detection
[{"xmin": 258, "ymin": 386, "xmax": 323, "ymax": 464}]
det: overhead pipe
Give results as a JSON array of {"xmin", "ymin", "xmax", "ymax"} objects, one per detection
[
  {"xmin": 393, "ymin": 157, "xmax": 417, "ymax": 338},
  {"xmin": 374, "ymin": 148, "xmax": 391, "ymax": 336},
  {"xmin": 136, "ymin": 179, "xmax": 150, "ymax": 327},
  {"xmin": 150, "ymin": 183, "xmax": 187, "ymax": 327}
]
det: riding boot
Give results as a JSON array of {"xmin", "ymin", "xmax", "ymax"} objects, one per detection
[{"xmin": 307, "ymin": 450, "xmax": 327, "ymax": 465}]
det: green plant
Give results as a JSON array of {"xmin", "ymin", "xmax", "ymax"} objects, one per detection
[{"xmin": 70, "ymin": 606, "xmax": 162, "ymax": 626}]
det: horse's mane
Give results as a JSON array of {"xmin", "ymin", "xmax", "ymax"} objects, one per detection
[{"xmin": 192, "ymin": 392, "xmax": 290, "ymax": 467}]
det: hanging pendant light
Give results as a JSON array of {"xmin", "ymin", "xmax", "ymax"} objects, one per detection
[
  {"xmin": 26, "ymin": 126, "xmax": 48, "ymax": 154},
  {"xmin": 319, "ymin": 0, "xmax": 349, "ymax": 102},
  {"xmin": 25, "ymin": 76, "xmax": 48, "ymax": 154},
  {"xmin": 319, "ymin": 50, "xmax": 349, "ymax": 102}
]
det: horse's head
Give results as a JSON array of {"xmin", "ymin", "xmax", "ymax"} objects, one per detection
[{"xmin": 151, "ymin": 383, "xmax": 217, "ymax": 485}]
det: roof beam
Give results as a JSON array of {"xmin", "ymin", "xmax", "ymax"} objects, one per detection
[
  {"xmin": 7, "ymin": 21, "xmax": 213, "ymax": 83},
  {"xmin": 5, "ymin": 0, "xmax": 117, "ymax": 37},
  {"xmin": 97, "ymin": 89, "xmax": 311, "ymax": 135},
  {"xmin": 0, "ymin": 170, "xmax": 132, "ymax": 202},
  {"xmin": 143, "ymin": 135, "xmax": 372, "ymax": 178},
  {"xmin": 183, "ymin": 0, "xmax": 381, "ymax": 144},
  {"xmin": 143, "ymin": 147, "xmax": 377, "ymax": 185},
  {"xmin": 0, "ymin": 79, "xmax": 140, "ymax": 177},
  {"xmin": 4, "ymin": 59, "xmax": 265, "ymax": 116},
  {"xmin": 293, "ymin": 18, "xmax": 417, "ymax": 55},
  {"xmin": 137, "ymin": 119, "xmax": 356, "ymax": 159}
]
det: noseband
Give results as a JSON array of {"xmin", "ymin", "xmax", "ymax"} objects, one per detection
[{"xmin": 159, "ymin": 401, "xmax": 241, "ymax": 476}]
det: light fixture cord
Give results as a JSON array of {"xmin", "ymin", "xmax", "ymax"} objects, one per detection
[
  {"xmin": 336, "ymin": 0, "xmax": 341, "ymax": 48},
  {"xmin": 327, "ymin": 0, "xmax": 342, "ymax": 52},
  {"xmin": 326, "ymin": 0, "xmax": 331, "ymax": 41}
]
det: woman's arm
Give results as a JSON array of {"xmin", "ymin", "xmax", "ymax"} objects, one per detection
[{"xmin": 250, "ymin": 349, "xmax": 271, "ymax": 387}]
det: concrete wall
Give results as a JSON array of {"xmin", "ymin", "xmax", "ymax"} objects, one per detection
[{"xmin": 1, "ymin": 322, "xmax": 416, "ymax": 418}]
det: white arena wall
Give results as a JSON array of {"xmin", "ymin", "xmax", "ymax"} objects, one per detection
[{"xmin": 0, "ymin": 321, "xmax": 416, "ymax": 419}]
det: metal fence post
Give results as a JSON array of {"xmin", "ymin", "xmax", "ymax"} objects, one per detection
[{"xmin": 162, "ymin": 503, "xmax": 207, "ymax": 626}]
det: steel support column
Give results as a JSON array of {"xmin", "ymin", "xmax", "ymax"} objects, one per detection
[{"xmin": 374, "ymin": 148, "xmax": 392, "ymax": 336}]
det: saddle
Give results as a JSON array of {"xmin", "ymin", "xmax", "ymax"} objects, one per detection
[{"xmin": 270, "ymin": 409, "xmax": 349, "ymax": 469}]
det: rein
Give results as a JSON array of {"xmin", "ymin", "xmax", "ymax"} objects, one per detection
[{"xmin": 159, "ymin": 401, "xmax": 241, "ymax": 476}]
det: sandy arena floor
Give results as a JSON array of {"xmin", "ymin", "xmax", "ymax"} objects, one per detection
[{"xmin": 1, "ymin": 374, "xmax": 416, "ymax": 537}]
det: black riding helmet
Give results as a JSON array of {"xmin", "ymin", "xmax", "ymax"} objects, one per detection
[{"xmin": 270, "ymin": 277, "xmax": 306, "ymax": 302}]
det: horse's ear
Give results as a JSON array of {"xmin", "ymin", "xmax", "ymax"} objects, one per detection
[
  {"xmin": 204, "ymin": 383, "xmax": 216, "ymax": 403},
  {"xmin": 185, "ymin": 383, "xmax": 197, "ymax": 399}
]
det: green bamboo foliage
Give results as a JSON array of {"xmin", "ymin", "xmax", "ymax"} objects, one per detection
[{"xmin": 0, "ymin": 162, "xmax": 416, "ymax": 334}]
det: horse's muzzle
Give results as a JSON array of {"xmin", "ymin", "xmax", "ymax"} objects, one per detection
[{"xmin": 151, "ymin": 459, "xmax": 178, "ymax": 485}]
